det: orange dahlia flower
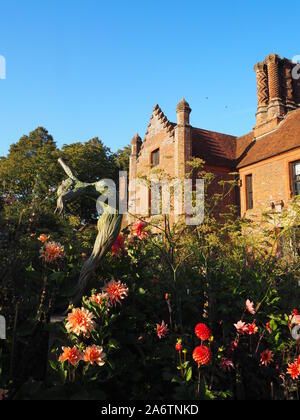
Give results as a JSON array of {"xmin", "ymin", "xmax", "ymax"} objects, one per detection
[
  {"xmin": 40, "ymin": 241, "xmax": 65, "ymax": 264},
  {"xmin": 102, "ymin": 280, "xmax": 129, "ymax": 307},
  {"xmin": 38, "ymin": 234, "xmax": 49, "ymax": 244},
  {"xmin": 59, "ymin": 346, "xmax": 83, "ymax": 366},
  {"xmin": 193, "ymin": 346, "xmax": 211, "ymax": 366},
  {"xmin": 66, "ymin": 307, "xmax": 96, "ymax": 338},
  {"xmin": 90, "ymin": 292, "xmax": 109, "ymax": 307},
  {"xmin": 287, "ymin": 362, "xmax": 300, "ymax": 380},
  {"xmin": 83, "ymin": 345, "xmax": 106, "ymax": 366}
]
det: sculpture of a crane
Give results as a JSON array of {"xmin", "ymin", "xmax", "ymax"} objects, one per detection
[{"xmin": 56, "ymin": 158, "xmax": 123, "ymax": 306}]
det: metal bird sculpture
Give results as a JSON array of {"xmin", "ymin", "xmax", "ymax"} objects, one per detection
[{"xmin": 56, "ymin": 158, "xmax": 123, "ymax": 306}]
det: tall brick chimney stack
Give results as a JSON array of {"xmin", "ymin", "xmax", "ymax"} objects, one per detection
[
  {"xmin": 176, "ymin": 98, "xmax": 192, "ymax": 126},
  {"xmin": 130, "ymin": 133, "xmax": 142, "ymax": 157},
  {"xmin": 129, "ymin": 133, "xmax": 142, "ymax": 181},
  {"xmin": 266, "ymin": 54, "xmax": 285, "ymax": 119},
  {"xmin": 128, "ymin": 133, "xmax": 142, "ymax": 224},
  {"xmin": 254, "ymin": 62, "xmax": 269, "ymax": 125},
  {"xmin": 175, "ymin": 98, "xmax": 192, "ymax": 179},
  {"xmin": 254, "ymin": 54, "xmax": 300, "ymax": 138}
]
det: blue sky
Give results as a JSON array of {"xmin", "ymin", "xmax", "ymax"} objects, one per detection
[{"xmin": 0, "ymin": 0, "xmax": 300, "ymax": 157}]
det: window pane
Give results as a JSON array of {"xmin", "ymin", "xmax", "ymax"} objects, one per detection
[
  {"xmin": 246, "ymin": 175, "xmax": 253, "ymax": 210},
  {"xmin": 151, "ymin": 149, "xmax": 160, "ymax": 167},
  {"xmin": 292, "ymin": 161, "xmax": 300, "ymax": 196}
]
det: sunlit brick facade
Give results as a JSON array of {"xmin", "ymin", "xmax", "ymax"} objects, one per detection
[{"xmin": 128, "ymin": 54, "xmax": 300, "ymax": 223}]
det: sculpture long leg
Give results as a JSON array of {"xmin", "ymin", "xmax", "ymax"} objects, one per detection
[
  {"xmin": 55, "ymin": 158, "xmax": 123, "ymax": 307},
  {"xmin": 72, "ymin": 211, "xmax": 123, "ymax": 306}
]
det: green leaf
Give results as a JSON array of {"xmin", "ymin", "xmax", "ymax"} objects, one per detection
[
  {"xmin": 186, "ymin": 367, "xmax": 193, "ymax": 382},
  {"xmin": 108, "ymin": 339, "xmax": 120, "ymax": 350}
]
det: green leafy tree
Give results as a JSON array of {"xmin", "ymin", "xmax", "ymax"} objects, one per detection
[
  {"xmin": 113, "ymin": 145, "xmax": 131, "ymax": 173},
  {"xmin": 61, "ymin": 138, "xmax": 115, "ymax": 182},
  {"xmin": 60, "ymin": 138, "xmax": 117, "ymax": 221},
  {"xmin": 0, "ymin": 127, "xmax": 60, "ymax": 202}
]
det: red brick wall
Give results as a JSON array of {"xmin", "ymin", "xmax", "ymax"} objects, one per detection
[
  {"xmin": 239, "ymin": 149, "xmax": 300, "ymax": 217},
  {"xmin": 205, "ymin": 164, "xmax": 238, "ymax": 219}
]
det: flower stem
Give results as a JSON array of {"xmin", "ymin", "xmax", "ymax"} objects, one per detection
[{"xmin": 197, "ymin": 366, "xmax": 201, "ymax": 398}]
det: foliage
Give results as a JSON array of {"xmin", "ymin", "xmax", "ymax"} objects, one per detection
[{"xmin": 0, "ymin": 143, "xmax": 299, "ymax": 401}]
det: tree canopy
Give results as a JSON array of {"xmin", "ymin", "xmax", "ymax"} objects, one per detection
[
  {"xmin": 0, "ymin": 127, "xmax": 131, "ymax": 221},
  {"xmin": 0, "ymin": 127, "xmax": 60, "ymax": 201}
]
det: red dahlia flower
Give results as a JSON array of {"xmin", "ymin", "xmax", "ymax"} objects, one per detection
[
  {"xmin": 175, "ymin": 339, "xmax": 183, "ymax": 352},
  {"xmin": 156, "ymin": 321, "xmax": 168, "ymax": 339},
  {"xmin": 193, "ymin": 346, "xmax": 211, "ymax": 366},
  {"xmin": 260, "ymin": 350, "xmax": 274, "ymax": 367},
  {"xmin": 132, "ymin": 221, "xmax": 148, "ymax": 239},
  {"xmin": 111, "ymin": 234, "xmax": 125, "ymax": 257},
  {"xmin": 195, "ymin": 323, "xmax": 212, "ymax": 341},
  {"xmin": 247, "ymin": 321, "xmax": 258, "ymax": 335}
]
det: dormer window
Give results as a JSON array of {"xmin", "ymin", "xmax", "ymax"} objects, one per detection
[
  {"xmin": 151, "ymin": 149, "xmax": 160, "ymax": 167},
  {"xmin": 291, "ymin": 161, "xmax": 300, "ymax": 196}
]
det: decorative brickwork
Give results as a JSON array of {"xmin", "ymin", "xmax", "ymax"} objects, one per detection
[
  {"xmin": 283, "ymin": 59, "xmax": 295, "ymax": 110},
  {"xmin": 292, "ymin": 71, "xmax": 300, "ymax": 106},
  {"xmin": 266, "ymin": 54, "xmax": 281, "ymax": 102},
  {"xmin": 255, "ymin": 63, "xmax": 269, "ymax": 106},
  {"xmin": 254, "ymin": 62, "xmax": 269, "ymax": 124},
  {"xmin": 128, "ymin": 54, "xmax": 300, "ymax": 225},
  {"xmin": 144, "ymin": 104, "xmax": 174, "ymax": 141},
  {"xmin": 254, "ymin": 54, "xmax": 300, "ymax": 137}
]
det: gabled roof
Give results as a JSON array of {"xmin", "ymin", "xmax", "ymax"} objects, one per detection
[
  {"xmin": 193, "ymin": 107, "xmax": 300, "ymax": 169},
  {"xmin": 192, "ymin": 128, "xmax": 237, "ymax": 168},
  {"xmin": 137, "ymin": 103, "xmax": 300, "ymax": 169},
  {"xmin": 236, "ymin": 108, "xmax": 300, "ymax": 168}
]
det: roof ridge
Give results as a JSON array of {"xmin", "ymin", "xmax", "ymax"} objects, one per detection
[
  {"xmin": 192, "ymin": 126, "xmax": 237, "ymax": 139},
  {"xmin": 237, "ymin": 107, "xmax": 300, "ymax": 168}
]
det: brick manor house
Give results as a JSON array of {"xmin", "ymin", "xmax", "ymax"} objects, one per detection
[{"xmin": 128, "ymin": 54, "xmax": 300, "ymax": 222}]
